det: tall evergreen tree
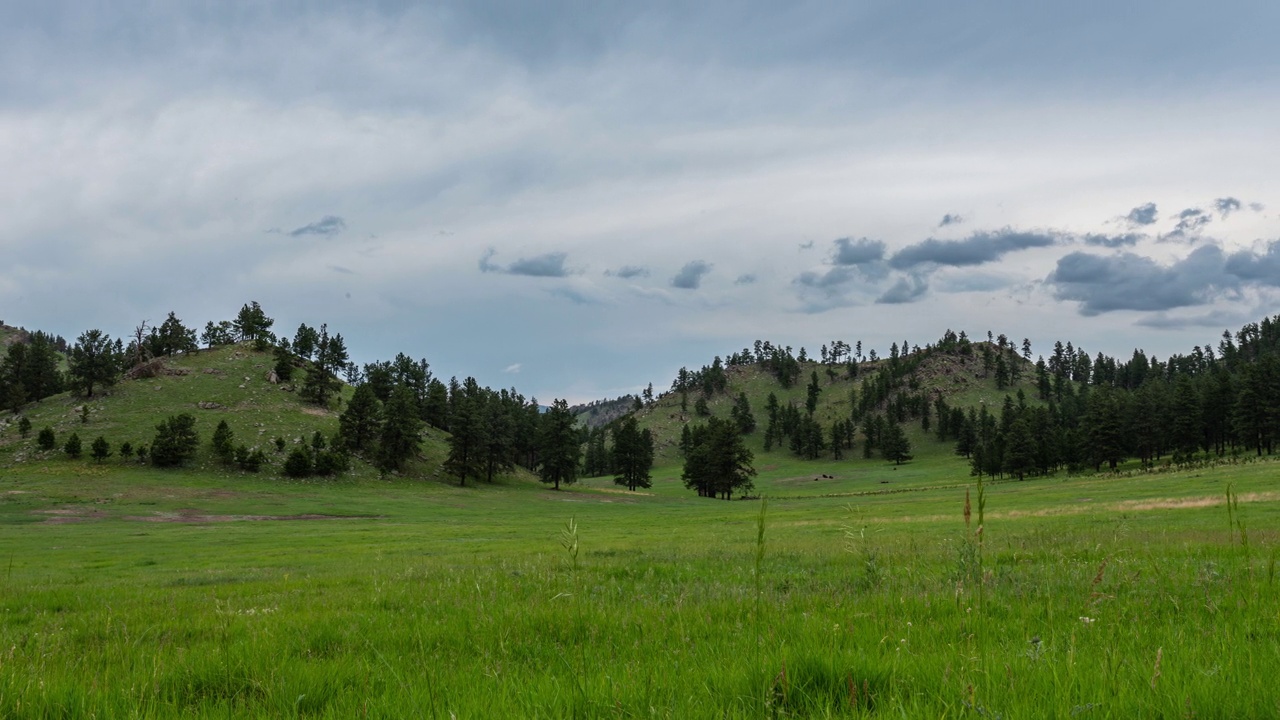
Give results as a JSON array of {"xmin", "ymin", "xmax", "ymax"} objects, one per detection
[
  {"xmin": 480, "ymin": 389, "xmax": 516, "ymax": 483},
  {"xmin": 537, "ymin": 399, "xmax": 580, "ymax": 490},
  {"xmin": 1003, "ymin": 417, "xmax": 1035, "ymax": 480},
  {"xmin": 444, "ymin": 378, "xmax": 485, "ymax": 485},
  {"xmin": 611, "ymin": 416, "xmax": 654, "ymax": 491},
  {"xmin": 881, "ymin": 422, "xmax": 912, "ymax": 465},
  {"xmin": 805, "ymin": 371, "xmax": 821, "ymax": 415},
  {"xmin": 681, "ymin": 416, "xmax": 756, "ymax": 499},
  {"xmin": 377, "ymin": 385, "xmax": 422, "ymax": 474},
  {"xmin": 338, "ymin": 383, "xmax": 383, "ymax": 454},
  {"xmin": 232, "ymin": 301, "xmax": 275, "ymax": 348},
  {"xmin": 730, "ymin": 392, "xmax": 756, "ymax": 434},
  {"xmin": 211, "ymin": 420, "xmax": 236, "ymax": 465}
]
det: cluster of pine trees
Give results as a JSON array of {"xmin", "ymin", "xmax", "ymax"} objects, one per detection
[
  {"xmin": 1, "ymin": 330, "xmax": 65, "ymax": 411},
  {"xmin": 948, "ymin": 317, "xmax": 1280, "ymax": 479},
  {"xmin": 582, "ymin": 416, "xmax": 656, "ymax": 490}
]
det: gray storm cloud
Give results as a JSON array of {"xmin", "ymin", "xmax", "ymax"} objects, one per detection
[
  {"xmin": 888, "ymin": 229, "xmax": 1058, "ymax": 270},
  {"xmin": 1124, "ymin": 203, "xmax": 1158, "ymax": 226},
  {"xmin": 289, "ymin": 216, "xmax": 347, "ymax": 237},
  {"xmin": 607, "ymin": 265, "xmax": 650, "ymax": 279},
  {"xmin": 1082, "ymin": 233, "xmax": 1144, "ymax": 248},
  {"xmin": 671, "ymin": 261, "xmax": 712, "ymax": 289},
  {"xmin": 1047, "ymin": 245, "xmax": 1235, "ymax": 315},
  {"xmin": 876, "ymin": 275, "xmax": 929, "ymax": 304},
  {"xmin": 1214, "ymin": 197, "xmax": 1242, "ymax": 218},
  {"xmin": 832, "ymin": 237, "xmax": 886, "ymax": 265},
  {"xmin": 480, "ymin": 249, "xmax": 571, "ymax": 277},
  {"xmin": 1224, "ymin": 240, "xmax": 1280, "ymax": 286}
]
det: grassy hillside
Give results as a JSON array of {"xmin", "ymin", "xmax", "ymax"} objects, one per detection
[
  {"xmin": 593, "ymin": 346, "xmax": 1038, "ymax": 497},
  {"xmin": 0, "ymin": 343, "xmax": 458, "ymax": 482},
  {"xmin": 0, "ymin": 322, "xmax": 28, "ymax": 348}
]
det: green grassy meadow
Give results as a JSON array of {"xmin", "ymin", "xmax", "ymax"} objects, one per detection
[{"xmin": 3, "ymin": 441, "xmax": 1278, "ymax": 717}]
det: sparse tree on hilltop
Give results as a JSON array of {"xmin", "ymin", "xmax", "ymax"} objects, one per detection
[{"xmin": 68, "ymin": 329, "xmax": 123, "ymax": 397}]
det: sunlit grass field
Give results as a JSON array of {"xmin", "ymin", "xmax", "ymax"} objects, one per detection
[{"xmin": 2, "ymin": 449, "xmax": 1277, "ymax": 718}]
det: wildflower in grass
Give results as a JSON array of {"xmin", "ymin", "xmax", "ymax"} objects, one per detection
[{"xmin": 1079, "ymin": 616, "xmax": 1095, "ymax": 625}]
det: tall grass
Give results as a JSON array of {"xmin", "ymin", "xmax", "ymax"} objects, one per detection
[{"xmin": 1, "ymin": 458, "xmax": 1278, "ymax": 716}]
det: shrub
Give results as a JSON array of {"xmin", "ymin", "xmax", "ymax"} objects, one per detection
[
  {"xmin": 151, "ymin": 414, "xmax": 199, "ymax": 467},
  {"xmin": 314, "ymin": 449, "xmax": 350, "ymax": 477},
  {"xmin": 91, "ymin": 436, "xmax": 111, "ymax": 463},
  {"xmin": 37, "ymin": 426, "xmax": 56, "ymax": 450},
  {"xmin": 17, "ymin": 416, "xmax": 31, "ymax": 438},
  {"xmin": 234, "ymin": 444, "xmax": 266, "ymax": 473},
  {"xmin": 64, "ymin": 433, "xmax": 82, "ymax": 459},
  {"xmin": 283, "ymin": 446, "xmax": 313, "ymax": 478},
  {"xmin": 119, "ymin": 441, "xmax": 134, "ymax": 460}
]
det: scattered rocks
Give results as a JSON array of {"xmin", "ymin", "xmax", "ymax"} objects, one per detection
[
  {"xmin": 197, "ymin": 402, "xmax": 225, "ymax": 410},
  {"xmin": 126, "ymin": 357, "xmax": 168, "ymax": 380}
]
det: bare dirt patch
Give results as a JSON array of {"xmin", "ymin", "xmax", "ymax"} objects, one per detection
[
  {"xmin": 591, "ymin": 487, "xmax": 653, "ymax": 497},
  {"xmin": 125, "ymin": 513, "xmax": 383, "ymax": 523},
  {"xmin": 36, "ymin": 505, "xmax": 381, "ymax": 524},
  {"xmin": 301, "ymin": 407, "xmax": 336, "ymax": 418}
]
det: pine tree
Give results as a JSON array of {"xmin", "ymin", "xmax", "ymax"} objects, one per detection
[
  {"xmin": 611, "ymin": 416, "xmax": 653, "ymax": 491},
  {"xmin": 150, "ymin": 414, "xmax": 200, "ymax": 468},
  {"xmin": 881, "ymin": 422, "xmax": 912, "ymax": 465},
  {"xmin": 90, "ymin": 435, "xmax": 111, "ymax": 463},
  {"xmin": 284, "ymin": 446, "xmax": 313, "ymax": 478},
  {"xmin": 480, "ymin": 389, "xmax": 516, "ymax": 483},
  {"xmin": 292, "ymin": 323, "xmax": 319, "ymax": 360},
  {"xmin": 201, "ymin": 320, "xmax": 235, "ymax": 348},
  {"xmin": 64, "ymin": 432, "xmax": 82, "ymax": 459},
  {"xmin": 149, "ymin": 311, "xmax": 197, "ymax": 357},
  {"xmin": 377, "ymin": 384, "xmax": 423, "ymax": 474},
  {"xmin": 338, "ymin": 383, "xmax": 382, "ymax": 453},
  {"xmin": 537, "ymin": 399, "xmax": 580, "ymax": 490},
  {"xmin": 681, "ymin": 416, "xmax": 756, "ymax": 499},
  {"xmin": 272, "ymin": 344, "xmax": 295, "ymax": 383},
  {"xmin": 806, "ymin": 371, "xmax": 821, "ymax": 415},
  {"xmin": 444, "ymin": 378, "xmax": 485, "ymax": 485},
  {"xmin": 730, "ymin": 392, "xmax": 756, "ymax": 434},
  {"xmin": 1003, "ymin": 417, "xmax": 1035, "ymax": 480},
  {"xmin": 211, "ymin": 420, "xmax": 236, "ymax": 464},
  {"xmin": 232, "ymin": 301, "xmax": 275, "ymax": 349},
  {"xmin": 68, "ymin": 329, "xmax": 122, "ymax": 397}
]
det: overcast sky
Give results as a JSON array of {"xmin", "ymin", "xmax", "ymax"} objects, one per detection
[{"xmin": 3, "ymin": 1, "xmax": 1280, "ymax": 403}]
